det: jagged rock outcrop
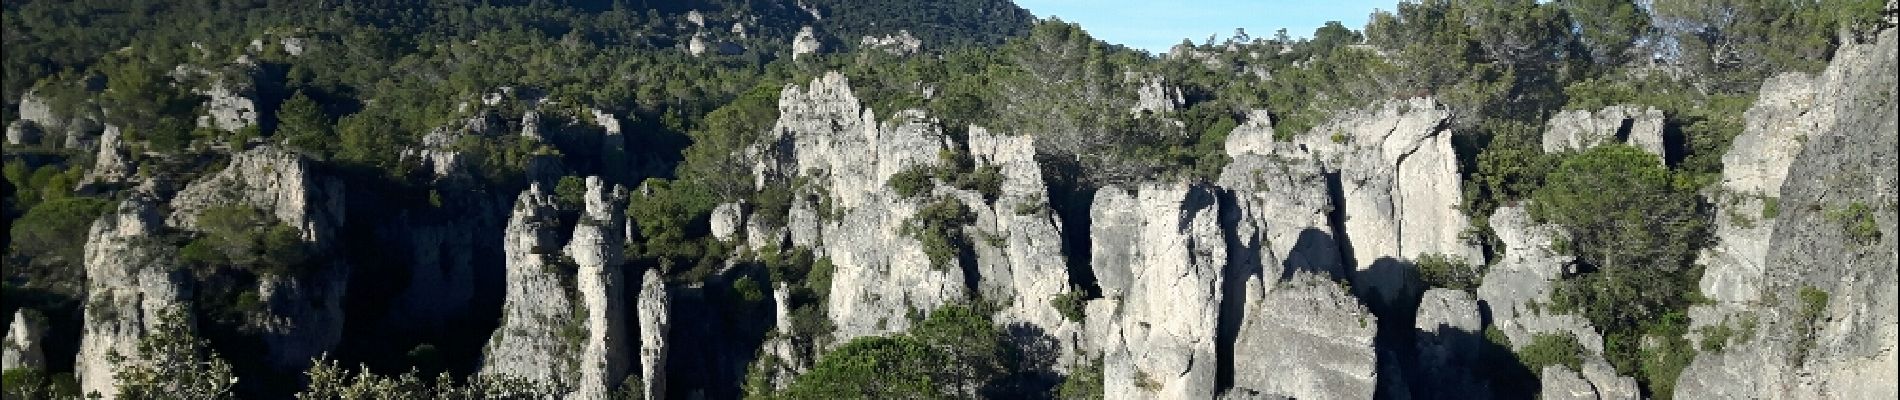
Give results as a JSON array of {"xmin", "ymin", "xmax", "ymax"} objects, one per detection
[
  {"xmin": 1540, "ymin": 105, "xmax": 1667, "ymax": 159},
  {"xmin": 860, "ymin": 30, "xmax": 922, "ymax": 55},
  {"xmin": 1476, "ymin": 206, "xmax": 1639, "ymax": 394},
  {"xmin": 636, "ymin": 268, "xmax": 671, "ymax": 400},
  {"xmin": 711, "ymin": 202, "xmax": 745, "ymax": 241},
  {"xmin": 1475, "ymin": 206, "xmax": 1603, "ymax": 354},
  {"xmin": 5, "ymin": 120, "xmax": 40, "ymax": 146},
  {"xmin": 751, "ymin": 72, "xmax": 968, "ymax": 342},
  {"xmin": 15, "ymin": 89, "xmax": 107, "ymax": 150},
  {"xmin": 1131, "ymin": 75, "xmax": 1184, "ymax": 114},
  {"xmin": 1086, "ymin": 184, "xmax": 1225, "ymax": 399},
  {"xmin": 2, "ymin": 310, "xmax": 47, "ymax": 371},
  {"xmin": 198, "ymin": 74, "xmax": 260, "ymax": 132},
  {"xmin": 1675, "ymin": 26, "xmax": 1898, "ymax": 400},
  {"xmin": 570, "ymin": 177, "xmax": 632, "ymax": 399},
  {"xmin": 1221, "ymin": 110, "xmax": 1276, "ymax": 158},
  {"xmin": 1228, "ymin": 273, "xmax": 1378, "ymax": 400},
  {"xmin": 167, "ymin": 146, "xmax": 348, "ymax": 370},
  {"xmin": 169, "ymin": 147, "xmax": 345, "ymax": 244},
  {"xmin": 792, "ymin": 26, "xmax": 821, "ymax": 60},
  {"xmin": 1218, "ymin": 140, "xmax": 1344, "ymax": 282},
  {"xmin": 77, "ymin": 124, "xmax": 135, "ymax": 192},
  {"xmin": 484, "ymin": 178, "xmax": 638, "ymax": 398},
  {"xmin": 483, "ymin": 184, "xmax": 583, "ymax": 388},
  {"xmin": 1412, "ymin": 288, "xmax": 1486, "ymax": 399},
  {"xmin": 1276, "ymin": 97, "xmax": 1481, "ymax": 305},
  {"xmin": 77, "ymin": 196, "xmax": 194, "ymax": 398},
  {"xmin": 964, "ymin": 126, "xmax": 1082, "ymax": 366}
]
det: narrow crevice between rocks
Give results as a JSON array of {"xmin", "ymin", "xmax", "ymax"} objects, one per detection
[{"xmin": 1212, "ymin": 188, "xmax": 1252, "ymax": 393}]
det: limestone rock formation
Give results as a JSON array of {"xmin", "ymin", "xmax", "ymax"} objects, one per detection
[
  {"xmin": 483, "ymin": 184, "xmax": 583, "ymax": 388},
  {"xmin": 752, "ymin": 72, "xmax": 967, "ymax": 342},
  {"xmin": 1217, "ymin": 143, "xmax": 1344, "ymax": 282},
  {"xmin": 1541, "ymin": 105, "xmax": 1667, "ymax": 159},
  {"xmin": 1277, "ymin": 97, "xmax": 1481, "ymax": 305},
  {"xmin": 569, "ymin": 177, "xmax": 632, "ymax": 399},
  {"xmin": 167, "ymin": 146, "xmax": 348, "ymax": 370},
  {"xmin": 1675, "ymin": 26, "xmax": 1898, "ymax": 400},
  {"xmin": 860, "ymin": 30, "xmax": 922, "ymax": 55},
  {"xmin": 792, "ymin": 26, "xmax": 821, "ymax": 60},
  {"xmin": 5, "ymin": 120, "xmax": 40, "ymax": 146},
  {"xmin": 1086, "ymin": 184, "xmax": 1225, "ymax": 399},
  {"xmin": 199, "ymin": 76, "xmax": 260, "ymax": 132},
  {"xmin": 1475, "ymin": 206, "xmax": 1602, "ymax": 355},
  {"xmin": 76, "ymin": 124, "xmax": 135, "ymax": 191},
  {"xmin": 1221, "ymin": 110, "xmax": 1276, "ymax": 158},
  {"xmin": 2, "ymin": 310, "xmax": 47, "ymax": 371},
  {"xmin": 1412, "ymin": 288, "xmax": 1485, "ymax": 398},
  {"xmin": 964, "ymin": 126, "xmax": 1081, "ymax": 366},
  {"xmin": 711, "ymin": 202, "xmax": 745, "ymax": 242},
  {"xmin": 1229, "ymin": 273, "xmax": 1378, "ymax": 400},
  {"xmin": 484, "ymin": 177, "xmax": 639, "ymax": 398},
  {"xmin": 1131, "ymin": 75, "xmax": 1184, "ymax": 114},
  {"xmin": 636, "ymin": 268, "xmax": 671, "ymax": 400},
  {"xmin": 77, "ymin": 196, "xmax": 194, "ymax": 398},
  {"xmin": 168, "ymin": 146, "xmax": 345, "ymax": 244}
]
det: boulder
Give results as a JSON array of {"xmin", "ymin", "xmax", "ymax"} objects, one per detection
[
  {"xmin": 1229, "ymin": 273, "xmax": 1379, "ymax": 400},
  {"xmin": 1541, "ymin": 105, "xmax": 1667, "ymax": 160}
]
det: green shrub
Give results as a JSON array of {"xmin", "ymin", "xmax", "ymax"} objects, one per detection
[
  {"xmin": 1056, "ymin": 356, "xmax": 1104, "ymax": 400},
  {"xmin": 180, "ymin": 205, "xmax": 314, "ymax": 276},
  {"xmin": 778, "ymin": 305, "xmax": 1007, "ymax": 399},
  {"xmin": 1050, "ymin": 289, "xmax": 1088, "ymax": 323},
  {"xmin": 1415, "ymin": 253, "xmax": 1482, "ymax": 292},
  {"xmin": 1516, "ymin": 333, "xmax": 1585, "ymax": 373},
  {"xmin": 901, "ymin": 197, "xmax": 976, "ymax": 270},
  {"xmin": 1824, "ymin": 202, "xmax": 1880, "ymax": 244},
  {"xmin": 8, "ymin": 197, "xmax": 112, "ymax": 267},
  {"xmin": 888, "ymin": 165, "xmax": 935, "ymax": 199}
]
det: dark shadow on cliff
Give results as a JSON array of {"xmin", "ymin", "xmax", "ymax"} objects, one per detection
[
  {"xmin": 988, "ymin": 322, "xmax": 1062, "ymax": 399},
  {"xmin": 665, "ymin": 262, "xmax": 774, "ymax": 400}
]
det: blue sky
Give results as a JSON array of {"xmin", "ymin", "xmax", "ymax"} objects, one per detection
[{"xmin": 1014, "ymin": 0, "xmax": 1401, "ymax": 53}]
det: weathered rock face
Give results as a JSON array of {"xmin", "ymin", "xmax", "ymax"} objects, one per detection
[
  {"xmin": 636, "ymin": 268, "xmax": 671, "ymax": 400},
  {"xmin": 1276, "ymin": 97, "xmax": 1480, "ymax": 305},
  {"xmin": 963, "ymin": 126, "xmax": 1082, "ymax": 365},
  {"xmin": 1229, "ymin": 273, "xmax": 1378, "ymax": 400},
  {"xmin": 199, "ymin": 76, "xmax": 260, "ymax": 132},
  {"xmin": 1540, "ymin": 105, "xmax": 1667, "ymax": 159},
  {"xmin": 570, "ymin": 177, "xmax": 632, "ymax": 399},
  {"xmin": 792, "ymin": 26, "xmax": 821, "ymax": 60},
  {"xmin": 1675, "ymin": 26, "xmax": 1898, "ymax": 400},
  {"xmin": 77, "ymin": 196, "xmax": 194, "ymax": 398},
  {"xmin": 484, "ymin": 184, "xmax": 583, "ymax": 388},
  {"xmin": 1131, "ymin": 75, "xmax": 1184, "ymax": 114},
  {"xmin": 752, "ymin": 72, "xmax": 968, "ymax": 342},
  {"xmin": 76, "ymin": 124, "xmax": 134, "ymax": 192},
  {"xmin": 710, "ymin": 202, "xmax": 745, "ymax": 242},
  {"xmin": 1475, "ymin": 205, "xmax": 1638, "ymax": 394},
  {"xmin": 1217, "ymin": 142, "xmax": 1344, "ymax": 282},
  {"xmin": 1086, "ymin": 184, "xmax": 1225, "ymax": 399},
  {"xmin": 166, "ymin": 146, "xmax": 349, "ymax": 369},
  {"xmin": 1475, "ymin": 206, "xmax": 1603, "ymax": 355},
  {"xmin": 1221, "ymin": 110, "xmax": 1276, "ymax": 158},
  {"xmin": 860, "ymin": 30, "xmax": 922, "ymax": 55},
  {"xmin": 5, "ymin": 120, "xmax": 41, "ymax": 146},
  {"xmin": 2, "ymin": 310, "xmax": 47, "ymax": 371},
  {"xmin": 169, "ymin": 147, "xmax": 345, "ymax": 244},
  {"xmin": 484, "ymin": 178, "xmax": 641, "ymax": 398}
]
